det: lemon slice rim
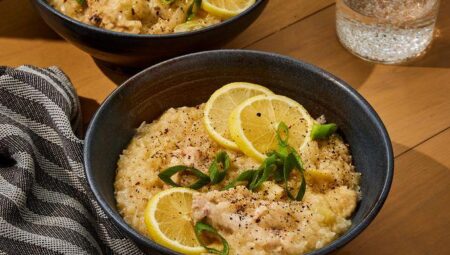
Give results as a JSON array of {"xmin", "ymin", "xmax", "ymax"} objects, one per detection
[
  {"xmin": 229, "ymin": 94, "xmax": 315, "ymax": 162},
  {"xmin": 201, "ymin": 0, "xmax": 256, "ymax": 19},
  {"xmin": 204, "ymin": 82, "xmax": 274, "ymax": 151},
  {"xmin": 144, "ymin": 187, "xmax": 205, "ymax": 255}
]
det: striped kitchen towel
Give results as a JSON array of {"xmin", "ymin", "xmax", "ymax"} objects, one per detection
[{"xmin": 0, "ymin": 66, "xmax": 143, "ymax": 254}]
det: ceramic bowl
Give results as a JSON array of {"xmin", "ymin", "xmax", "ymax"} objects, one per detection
[
  {"xmin": 84, "ymin": 50, "xmax": 394, "ymax": 254},
  {"xmin": 31, "ymin": 0, "xmax": 267, "ymax": 67}
]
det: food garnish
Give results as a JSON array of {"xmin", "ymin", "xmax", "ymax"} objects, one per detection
[
  {"xmin": 194, "ymin": 221, "xmax": 229, "ymax": 255},
  {"xmin": 223, "ymin": 170, "xmax": 257, "ymax": 190},
  {"xmin": 283, "ymin": 151, "xmax": 306, "ymax": 201},
  {"xmin": 201, "ymin": 0, "xmax": 256, "ymax": 19},
  {"xmin": 209, "ymin": 151, "xmax": 231, "ymax": 184},
  {"xmin": 274, "ymin": 122, "xmax": 307, "ymax": 200},
  {"xmin": 223, "ymin": 122, "xmax": 307, "ymax": 201},
  {"xmin": 204, "ymin": 82, "xmax": 274, "ymax": 150},
  {"xmin": 311, "ymin": 123, "xmax": 338, "ymax": 140},
  {"xmin": 144, "ymin": 188, "xmax": 206, "ymax": 255},
  {"xmin": 229, "ymin": 94, "xmax": 314, "ymax": 162},
  {"xmin": 186, "ymin": 0, "xmax": 202, "ymax": 21},
  {"xmin": 174, "ymin": 21, "xmax": 206, "ymax": 33},
  {"xmin": 158, "ymin": 165, "xmax": 210, "ymax": 189},
  {"xmin": 75, "ymin": 0, "xmax": 86, "ymax": 6},
  {"xmin": 158, "ymin": 151, "xmax": 231, "ymax": 188}
]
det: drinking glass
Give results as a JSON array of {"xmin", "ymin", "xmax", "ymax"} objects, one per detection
[{"xmin": 336, "ymin": 0, "xmax": 440, "ymax": 64}]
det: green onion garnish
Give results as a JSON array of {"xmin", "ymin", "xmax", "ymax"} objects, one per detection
[
  {"xmin": 249, "ymin": 154, "xmax": 278, "ymax": 191},
  {"xmin": 275, "ymin": 122, "xmax": 307, "ymax": 200},
  {"xmin": 275, "ymin": 122, "xmax": 290, "ymax": 159},
  {"xmin": 194, "ymin": 221, "xmax": 229, "ymax": 255},
  {"xmin": 223, "ymin": 170, "xmax": 257, "ymax": 190},
  {"xmin": 186, "ymin": 0, "xmax": 202, "ymax": 21},
  {"xmin": 209, "ymin": 151, "xmax": 230, "ymax": 185},
  {"xmin": 311, "ymin": 123, "xmax": 337, "ymax": 140},
  {"xmin": 283, "ymin": 152, "xmax": 306, "ymax": 201},
  {"xmin": 276, "ymin": 121, "xmax": 289, "ymax": 146},
  {"xmin": 158, "ymin": 165, "xmax": 210, "ymax": 190},
  {"xmin": 75, "ymin": 0, "xmax": 86, "ymax": 5}
]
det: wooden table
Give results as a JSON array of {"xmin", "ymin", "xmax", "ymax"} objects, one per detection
[{"xmin": 1, "ymin": 0, "xmax": 449, "ymax": 254}]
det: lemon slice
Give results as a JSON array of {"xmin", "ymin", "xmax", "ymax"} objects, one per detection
[
  {"xmin": 144, "ymin": 188, "xmax": 205, "ymax": 255},
  {"xmin": 229, "ymin": 94, "xmax": 315, "ymax": 161},
  {"xmin": 204, "ymin": 82, "xmax": 274, "ymax": 150},
  {"xmin": 201, "ymin": 0, "xmax": 256, "ymax": 19}
]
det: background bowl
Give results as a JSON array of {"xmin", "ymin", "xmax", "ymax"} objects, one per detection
[
  {"xmin": 84, "ymin": 50, "xmax": 394, "ymax": 255},
  {"xmin": 31, "ymin": 0, "xmax": 267, "ymax": 67}
]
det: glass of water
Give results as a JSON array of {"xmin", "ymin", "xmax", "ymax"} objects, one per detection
[{"xmin": 336, "ymin": 0, "xmax": 440, "ymax": 64}]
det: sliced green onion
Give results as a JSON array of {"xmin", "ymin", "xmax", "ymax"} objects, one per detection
[
  {"xmin": 311, "ymin": 123, "xmax": 337, "ymax": 140},
  {"xmin": 209, "ymin": 151, "xmax": 230, "ymax": 185},
  {"xmin": 291, "ymin": 149, "xmax": 304, "ymax": 168},
  {"xmin": 194, "ymin": 222, "xmax": 229, "ymax": 255},
  {"xmin": 223, "ymin": 170, "xmax": 257, "ymax": 190},
  {"xmin": 283, "ymin": 152, "xmax": 306, "ymax": 201},
  {"xmin": 186, "ymin": 0, "xmax": 202, "ymax": 21},
  {"xmin": 297, "ymin": 173, "xmax": 307, "ymax": 201},
  {"xmin": 158, "ymin": 165, "xmax": 210, "ymax": 190},
  {"xmin": 75, "ymin": 0, "xmax": 86, "ymax": 5},
  {"xmin": 276, "ymin": 121, "xmax": 289, "ymax": 146},
  {"xmin": 269, "ymin": 153, "xmax": 285, "ymax": 182},
  {"xmin": 249, "ymin": 154, "xmax": 277, "ymax": 191},
  {"xmin": 275, "ymin": 122, "xmax": 290, "ymax": 159}
]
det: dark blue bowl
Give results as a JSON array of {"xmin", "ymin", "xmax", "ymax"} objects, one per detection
[
  {"xmin": 84, "ymin": 50, "xmax": 394, "ymax": 254},
  {"xmin": 31, "ymin": 0, "xmax": 267, "ymax": 67}
]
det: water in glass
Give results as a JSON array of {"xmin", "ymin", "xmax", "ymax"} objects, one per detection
[{"xmin": 336, "ymin": 0, "xmax": 440, "ymax": 64}]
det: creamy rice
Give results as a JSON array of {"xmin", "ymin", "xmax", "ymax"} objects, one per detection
[
  {"xmin": 47, "ymin": 0, "xmax": 222, "ymax": 34},
  {"xmin": 115, "ymin": 104, "xmax": 361, "ymax": 255}
]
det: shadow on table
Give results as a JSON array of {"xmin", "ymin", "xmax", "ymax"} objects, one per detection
[
  {"xmin": 245, "ymin": 5, "xmax": 376, "ymax": 90},
  {"xmin": 403, "ymin": 27, "xmax": 450, "ymax": 69},
  {"xmin": 0, "ymin": 0, "xmax": 61, "ymax": 40},
  {"xmin": 79, "ymin": 96, "xmax": 100, "ymax": 137},
  {"xmin": 93, "ymin": 58, "xmax": 139, "ymax": 86},
  {"xmin": 331, "ymin": 142, "xmax": 450, "ymax": 255}
]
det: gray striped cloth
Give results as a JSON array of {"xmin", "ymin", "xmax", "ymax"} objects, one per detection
[{"xmin": 0, "ymin": 66, "xmax": 144, "ymax": 254}]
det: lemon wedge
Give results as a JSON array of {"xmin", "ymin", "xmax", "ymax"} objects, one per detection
[
  {"xmin": 229, "ymin": 94, "xmax": 315, "ymax": 161},
  {"xmin": 204, "ymin": 82, "xmax": 274, "ymax": 150},
  {"xmin": 144, "ymin": 188, "xmax": 205, "ymax": 255},
  {"xmin": 201, "ymin": 0, "xmax": 256, "ymax": 19}
]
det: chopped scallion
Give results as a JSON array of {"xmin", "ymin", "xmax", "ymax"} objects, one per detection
[
  {"xmin": 158, "ymin": 165, "xmax": 210, "ymax": 190},
  {"xmin": 194, "ymin": 221, "xmax": 229, "ymax": 255},
  {"xmin": 311, "ymin": 123, "xmax": 337, "ymax": 140},
  {"xmin": 283, "ymin": 152, "xmax": 306, "ymax": 201},
  {"xmin": 223, "ymin": 170, "xmax": 257, "ymax": 190},
  {"xmin": 249, "ymin": 154, "xmax": 278, "ymax": 191},
  {"xmin": 209, "ymin": 151, "xmax": 230, "ymax": 185},
  {"xmin": 186, "ymin": 0, "xmax": 202, "ymax": 21}
]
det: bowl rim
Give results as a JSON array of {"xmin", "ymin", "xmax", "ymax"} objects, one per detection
[
  {"xmin": 84, "ymin": 49, "xmax": 394, "ymax": 255},
  {"xmin": 34, "ymin": 0, "xmax": 266, "ymax": 39}
]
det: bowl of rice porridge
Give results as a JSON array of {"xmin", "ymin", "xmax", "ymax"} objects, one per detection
[
  {"xmin": 84, "ymin": 50, "xmax": 394, "ymax": 254},
  {"xmin": 31, "ymin": 0, "xmax": 267, "ymax": 67}
]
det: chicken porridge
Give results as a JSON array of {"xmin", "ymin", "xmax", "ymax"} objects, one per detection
[
  {"xmin": 47, "ymin": 0, "xmax": 256, "ymax": 34},
  {"xmin": 114, "ymin": 83, "xmax": 361, "ymax": 255}
]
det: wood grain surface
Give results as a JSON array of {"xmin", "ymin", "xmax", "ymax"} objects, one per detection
[{"xmin": 0, "ymin": 0, "xmax": 449, "ymax": 254}]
